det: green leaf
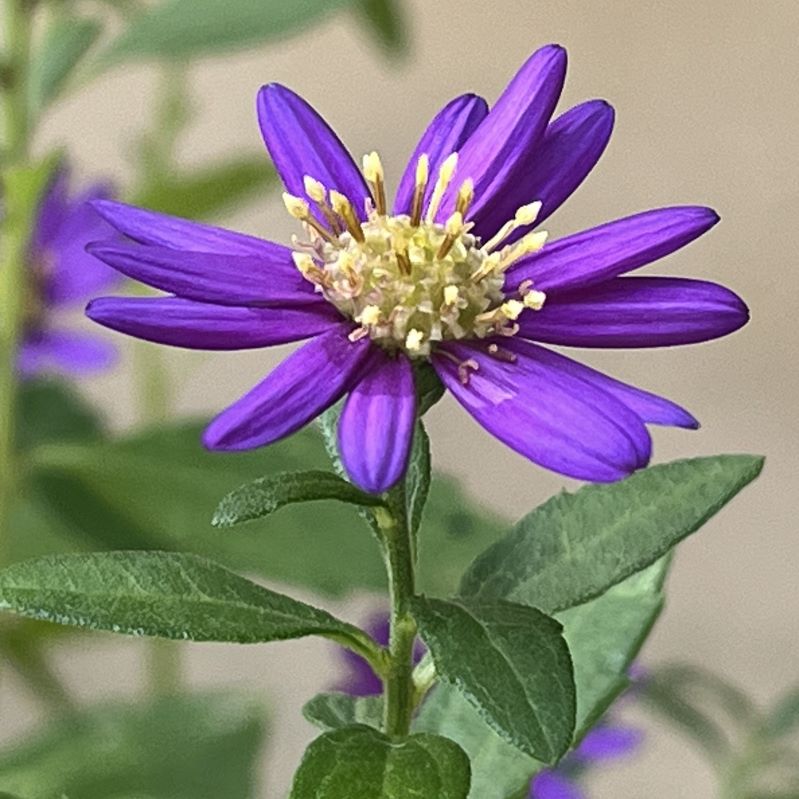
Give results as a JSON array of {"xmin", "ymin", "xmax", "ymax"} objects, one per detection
[
  {"xmin": 460, "ymin": 455, "xmax": 764, "ymax": 613},
  {"xmin": 23, "ymin": 422, "xmax": 506, "ymax": 597},
  {"xmin": 766, "ymin": 686, "xmax": 799, "ymax": 738},
  {"xmin": 411, "ymin": 597, "xmax": 574, "ymax": 764},
  {"xmin": 0, "ymin": 693, "xmax": 265, "ymax": 799},
  {"xmin": 27, "ymin": 15, "xmax": 102, "ymax": 115},
  {"xmin": 131, "ymin": 158, "xmax": 276, "ymax": 221},
  {"xmin": 16, "ymin": 380, "xmax": 104, "ymax": 451},
  {"xmin": 102, "ymin": 0, "xmax": 353, "ymax": 62},
  {"xmin": 560, "ymin": 559, "xmax": 668, "ymax": 736},
  {"xmin": 213, "ymin": 470, "xmax": 383, "ymax": 528},
  {"xmin": 405, "ymin": 422, "xmax": 431, "ymax": 542},
  {"xmin": 290, "ymin": 725, "xmax": 470, "ymax": 799},
  {"xmin": 353, "ymin": 0, "xmax": 408, "ymax": 54},
  {"xmin": 302, "ymin": 692, "xmax": 383, "ymax": 732},
  {"xmin": 416, "ymin": 563, "xmax": 670, "ymax": 799},
  {"xmin": 0, "ymin": 551, "xmax": 369, "ymax": 649},
  {"xmin": 415, "ymin": 685, "xmax": 540, "ymax": 799}
]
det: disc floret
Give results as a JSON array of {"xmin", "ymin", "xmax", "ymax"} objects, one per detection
[{"xmin": 284, "ymin": 152, "xmax": 548, "ymax": 357}]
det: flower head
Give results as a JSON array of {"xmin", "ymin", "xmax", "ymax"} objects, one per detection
[
  {"xmin": 86, "ymin": 44, "xmax": 748, "ymax": 493},
  {"xmin": 20, "ymin": 166, "xmax": 119, "ymax": 377}
]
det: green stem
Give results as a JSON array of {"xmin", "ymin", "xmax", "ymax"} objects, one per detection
[
  {"xmin": 1, "ymin": 0, "xmax": 31, "ymax": 165},
  {"xmin": 377, "ymin": 502, "xmax": 417, "ymax": 738}
]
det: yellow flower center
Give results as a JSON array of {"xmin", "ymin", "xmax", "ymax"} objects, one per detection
[{"xmin": 284, "ymin": 151, "xmax": 547, "ymax": 357}]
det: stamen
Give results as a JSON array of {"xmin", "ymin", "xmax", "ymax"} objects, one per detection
[
  {"xmin": 292, "ymin": 252, "xmax": 329, "ymax": 286},
  {"xmin": 495, "ymin": 230, "xmax": 548, "ymax": 271},
  {"xmin": 471, "ymin": 252, "xmax": 502, "ymax": 282},
  {"xmin": 362, "ymin": 151, "xmax": 387, "ymax": 216},
  {"xmin": 487, "ymin": 343, "xmax": 518, "ymax": 363},
  {"xmin": 330, "ymin": 190, "xmax": 365, "ymax": 243},
  {"xmin": 482, "ymin": 201, "xmax": 542, "ymax": 253},
  {"xmin": 303, "ymin": 175, "xmax": 343, "ymax": 235},
  {"xmin": 436, "ymin": 211, "xmax": 464, "ymax": 259},
  {"xmin": 443, "ymin": 285, "xmax": 459, "ymax": 306},
  {"xmin": 457, "ymin": 357, "xmax": 479, "ymax": 385},
  {"xmin": 358, "ymin": 305, "xmax": 382, "ymax": 326},
  {"xmin": 500, "ymin": 299, "xmax": 525, "ymax": 320},
  {"xmin": 410, "ymin": 154, "xmax": 430, "ymax": 227},
  {"xmin": 282, "ymin": 192, "xmax": 338, "ymax": 244},
  {"xmin": 425, "ymin": 152, "xmax": 458, "ymax": 223},
  {"xmin": 522, "ymin": 289, "xmax": 547, "ymax": 310},
  {"xmin": 455, "ymin": 178, "xmax": 475, "ymax": 217},
  {"xmin": 405, "ymin": 329, "xmax": 424, "ymax": 352}
]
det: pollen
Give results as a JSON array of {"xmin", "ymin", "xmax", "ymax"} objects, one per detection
[{"xmin": 285, "ymin": 153, "xmax": 547, "ymax": 357}]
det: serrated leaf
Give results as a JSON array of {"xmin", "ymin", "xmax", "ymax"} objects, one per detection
[
  {"xmin": 411, "ymin": 597, "xmax": 575, "ymax": 764},
  {"xmin": 24, "ymin": 422, "xmax": 506, "ymax": 597},
  {"xmin": 461, "ymin": 455, "xmax": 764, "ymax": 613},
  {"xmin": 290, "ymin": 725, "xmax": 470, "ymax": 799},
  {"xmin": 0, "ymin": 551, "xmax": 368, "ymax": 649},
  {"xmin": 302, "ymin": 692, "xmax": 383, "ymax": 732},
  {"xmin": 213, "ymin": 470, "xmax": 383, "ymax": 528},
  {"xmin": 102, "ymin": 0, "xmax": 353, "ymax": 62},
  {"xmin": 131, "ymin": 158, "xmax": 276, "ymax": 221},
  {"xmin": 27, "ymin": 15, "xmax": 102, "ymax": 115},
  {"xmin": 353, "ymin": 0, "xmax": 408, "ymax": 54},
  {"xmin": 0, "ymin": 693, "xmax": 265, "ymax": 799},
  {"xmin": 416, "ymin": 563, "xmax": 669, "ymax": 799}
]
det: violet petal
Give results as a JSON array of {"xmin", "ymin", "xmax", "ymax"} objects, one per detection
[
  {"xmin": 505, "ymin": 205, "xmax": 720, "ymax": 294},
  {"xmin": 518, "ymin": 277, "xmax": 749, "ymax": 348},
  {"xmin": 574, "ymin": 724, "xmax": 644, "ymax": 762},
  {"xmin": 530, "ymin": 770, "xmax": 586, "ymax": 799},
  {"xmin": 86, "ymin": 296, "xmax": 340, "ymax": 350},
  {"xmin": 257, "ymin": 83, "xmax": 370, "ymax": 219},
  {"xmin": 203, "ymin": 325, "xmax": 375, "ymax": 451},
  {"xmin": 393, "ymin": 94, "xmax": 488, "ymax": 214},
  {"xmin": 433, "ymin": 338, "xmax": 651, "ymax": 483},
  {"xmin": 18, "ymin": 329, "xmax": 117, "ymax": 377},
  {"xmin": 87, "ymin": 242, "xmax": 318, "ymax": 307},
  {"xmin": 338, "ymin": 352, "xmax": 416, "ymax": 494}
]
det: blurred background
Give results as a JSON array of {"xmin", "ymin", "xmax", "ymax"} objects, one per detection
[{"xmin": 2, "ymin": 0, "xmax": 797, "ymax": 796}]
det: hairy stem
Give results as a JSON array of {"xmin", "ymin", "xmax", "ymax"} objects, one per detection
[{"xmin": 377, "ymin": 502, "xmax": 417, "ymax": 738}]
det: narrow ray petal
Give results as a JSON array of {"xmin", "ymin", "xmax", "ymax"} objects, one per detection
[
  {"xmin": 257, "ymin": 83, "xmax": 370, "ymax": 218},
  {"xmin": 492, "ymin": 100, "xmax": 615, "ymax": 243},
  {"xmin": 575, "ymin": 725, "xmax": 644, "ymax": 762},
  {"xmin": 439, "ymin": 44, "xmax": 567, "ymax": 223},
  {"xmin": 530, "ymin": 770, "xmax": 586, "ymax": 799},
  {"xmin": 203, "ymin": 325, "xmax": 375, "ymax": 451},
  {"xmin": 18, "ymin": 330, "xmax": 117, "ymax": 376},
  {"xmin": 393, "ymin": 94, "xmax": 488, "ymax": 214},
  {"xmin": 433, "ymin": 338, "xmax": 651, "ymax": 482},
  {"xmin": 87, "ymin": 242, "xmax": 318, "ymax": 307},
  {"xmin": 86, "ymin": 296, "xmax": 340, "ymax": 350},
  {"xmin": 518, "ymin": 277, "xmax": 749, "ymax": 347},
  {"xmin": 338, "ymin": 352, "xmax": 415, "ymax": 493},
  {"xmin": 505, "ymin": 206, "xmax": 720, "ymax": 294},
  {"xmin": 509, "ymin": 342, "xmax": 698, "ymax": 428},
  {"xmin": 91, "ymin": 199, "xmax": 280, "ymax": 256}
]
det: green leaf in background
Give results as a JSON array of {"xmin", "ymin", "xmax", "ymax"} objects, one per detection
[
  {"xmin": 290, "ymin": 725, "xmax": 471, "ymax": 799},
  {"xmin": 213, "ymin": 470, "xmax": 383, "ymax": 528},
  {"xmin": 416, "ymin": 563, "xmax": 670, "ymax": 799},
  {"xmin": 26, "ymin": 15, "xmax": 102, "ymax": 116},
  {"xmin": 354, "ymin": 0, "xmax": 409, "ymax": 55},
  {"xmin": 16, "ymin": 379, "xmax": 104, "ymax": 452},
  {"xmin": 766, "ymin": 686, "xmax": 799, "ymax": 739},
  {"xmin": 411, "ymin": 597, "xmax": 575, "ymax": 764},
  {"xmin": 22, "ymin": 422, "xmax": 506, "ymax": 597},
  {"xmin": 560, "ymin": 558, "xmax": 668, "ymax": 736},
  {"xmin": 102, "ymin": 0, "xmax": 354, "ymax": 62},
  {"xmin": 131, "ymin": 158, "xmax": 276, "ymax": 222},
  {"xmin": 0, "ymin": 693, "xmax": 265, "ymax": 799},
  {"xmin": 0, "ymin": 551, "xmax": 370, "ymax": 650},
  {"xmin": 460, "ymin": 455, "xmax": 764, "ymax": 613},
  {"xmin": 302, "ymin": 692, "xmax": 384, "ymax": 732}
]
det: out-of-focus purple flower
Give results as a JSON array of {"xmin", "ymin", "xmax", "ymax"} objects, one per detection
[
  {"xmin": 337, "ymin": 613, "xmax": 424, "ymax": 696},
  {"xmin": 19, "ymin": 167, "xmax": 120, "ymax": 377},
  {"xmin": 87, "ymin": 44, "xmax": 748, "ymax": 494}
]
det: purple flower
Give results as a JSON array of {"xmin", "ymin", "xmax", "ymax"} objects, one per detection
[
  {"xmin": 86, "ymin": 44, "xmax": 748, "ymax": 493},
  {"xmin": 530, "ymin": 723, "xmax": 644, "ymax": 799},
  {"xmin": 337, "ymin": 613, "xmax": 425, "ymax": 696},
  {"xmin": 20, "ymin": 167, "xmax": 119, "ymax": 377}
]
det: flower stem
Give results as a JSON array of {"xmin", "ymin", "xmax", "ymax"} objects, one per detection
[{"xmin": 376, "ymin": 501, "xmax": 417, "ymax": 738}]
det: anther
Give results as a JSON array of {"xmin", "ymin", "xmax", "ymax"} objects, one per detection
[
  {"xmin": 410, "ymin": 153, "xmax": 430, "ymax": 227},
  {"xmin": 303, "ymin": 175, "xmax": 343, "ymax": 235},
  {"xmin": 283, "ymin": 192, "xmax": 338, "ymax": 244},
  {"xmin": 362, "ymin": 151, "xmax": 387, "ymax": 216},
  {"xmin": 455, "ymin": 178, "xmax": 475, "ymax": 217},
  {"xmin": 436, "ymin": 211, "xmax": 464, "ymax": 259},
  {"xmin": 292, "ymin": 252, "xmax": 330, "ymax": 286},
  {"xmin": 425, "ymin": 152, "xmax": 458, "ymax": 223},
  {"xmin": 358, "ymin": 305, "xmax": 382, "ymax": 326},
  {"xmin": 443, "ymin": 285, "xmax": 459, "ymax": 306},
  {"xmin": 330, "ymin": 190, "xmax": 365, "ymax": 243},
  {"xmin": 522, "ymin": 289, "xmax": 547, "ymax": 310},
  {"xmin": 482, "ymin": 201, "xmax": 543, "ymax": 253},
  {"xmin": 405, "ymin": 329, "xmax": 424, "ymax": 352}
]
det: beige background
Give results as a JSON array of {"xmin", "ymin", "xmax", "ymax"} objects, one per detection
[{"xmin": 5, "ymin": 0, "xmax": 798, "ymax": 795}]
